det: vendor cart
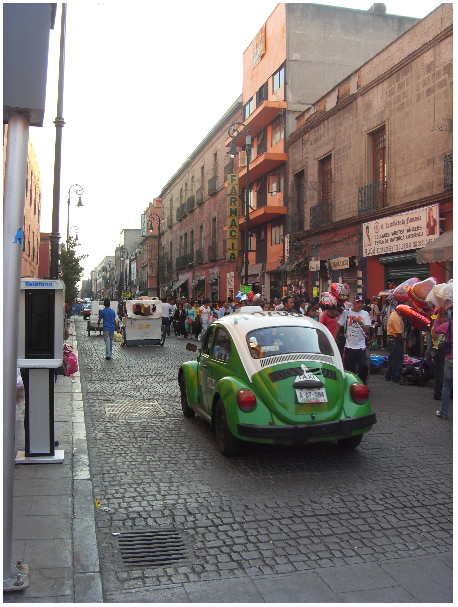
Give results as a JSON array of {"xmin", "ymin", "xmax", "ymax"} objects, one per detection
[{"xmin": 121, "ymin": 298, "xmax": 165, "ymax": 347}]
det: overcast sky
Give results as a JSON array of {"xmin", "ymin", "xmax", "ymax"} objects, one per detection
[{"xmin": 29, "ymin": 0, "xmax": 443, "ymax": 283}]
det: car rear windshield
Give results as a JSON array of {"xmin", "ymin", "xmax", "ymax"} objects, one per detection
[{"xmin": 246, "ymin": 326, "xmax": 334, "ymax": 359}]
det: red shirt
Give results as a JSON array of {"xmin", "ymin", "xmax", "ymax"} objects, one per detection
[{"xmin": 320, "ymin": 311, "xmax": 339, "ymax": 335}]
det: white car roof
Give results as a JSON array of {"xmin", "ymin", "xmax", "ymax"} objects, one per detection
[{"xmin": 211, "ymin": 310, "xmax": 344, "ymax": 379}]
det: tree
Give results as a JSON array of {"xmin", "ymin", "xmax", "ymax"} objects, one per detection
[{"xmin": 59, "ymin": 236, "xmax": 88, "ymax": 307}]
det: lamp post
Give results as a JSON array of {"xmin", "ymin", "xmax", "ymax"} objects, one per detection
[
  {"xmin": 118, "ymin": 245, "xmax": 128, "ymax": 296},
  {"xmin": 148, "ymin": 212, "xmax": 162, "ymax": 298},
  {"xmin": 68, "ymin": 225, "xmax": 79, "ymax": 242},
  {"xmin": 228, "ymin": 122, "xmax": 251, "ymax": 286},
  {"xmin": 66, "ymin": 184, "xmax": 84, "ymax": 248}
]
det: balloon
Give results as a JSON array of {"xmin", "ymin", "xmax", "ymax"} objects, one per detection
[
  {"xmin": 331, "ymin": 283, "xmax": 351, "ymax": 301},
  {"xmin": 408, "ymin": 277, "xmax": 437, "ymax": 307},
  {"xmin": 392, "ymin": 277, "xmax": 421, "ymax": 303},
  {"xmin": 427, "ymin": 280, "xmax": 453, "ymax": 309},
  {"xmin": 411, "ymin": 299, "xmax": 435, "ymax": 316},
  {"xmin": 320, "ymin": 292, "xmax": 339, "ymax": 309},
  {"xmin": 235, "ymin": 291, "xmax": 243, "ymax": 300},
  {"xmin": 396, "ymin": 304, "xmax": 431, "ymax": 330}
]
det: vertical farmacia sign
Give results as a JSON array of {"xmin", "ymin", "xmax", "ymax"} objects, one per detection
[{"xmin": 227, "ymin": 174, "xmax": 239, "ymax": 262}]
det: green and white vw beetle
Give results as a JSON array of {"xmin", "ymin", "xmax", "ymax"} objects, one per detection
[{"xmin": 178, "ymin": 307, "xmax": 376, "ymax": 456}]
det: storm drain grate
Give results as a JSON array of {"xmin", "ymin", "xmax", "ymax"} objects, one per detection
[
  {"xmin": 104, "ymin": 401, "xmax": 166, "ymax": 418},
  {"xmin": 117, "ymin": 529, "xmax": 187, "ymax": 568}
]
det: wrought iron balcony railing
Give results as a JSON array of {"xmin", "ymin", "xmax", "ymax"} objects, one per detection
[
  {"xmin": 358, "ymin": 181, "xmax": 387, "ymax": 214},
  {"xmin": 195, "ymin": 248, "xmax": 204, "ymax": 264},
  {"xmin": 310, "ymin": 202, "xmax": 332, "ymax": 228}
]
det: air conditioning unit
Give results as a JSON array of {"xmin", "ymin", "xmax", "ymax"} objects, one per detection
[{"xmin": 239, "ymin": 151, "xmax": 247, "ymax": 168}]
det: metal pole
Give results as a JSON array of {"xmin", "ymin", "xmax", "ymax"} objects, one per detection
[
  {"xmin": 66, "ymin": 193, "xmax": 70, "ymax": 247},
  {"xmin": 3, "ymin": 112, "xmax": 30, "ymax": 585},
  {"xmin": 244, "ymin": 141, "xmax": 250, "ymax": 286},
  {"xmin": 157, "ymin": 218, "xmax": 161, "ymax": 298},
  {"xmin": 50, "ymin": 3, "xmax": 67, "ymax": 278}
]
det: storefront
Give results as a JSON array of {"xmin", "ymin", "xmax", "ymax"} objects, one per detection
[{"xmin": 173, "ymin": 276, "xmax": 189, "ymax": 300}]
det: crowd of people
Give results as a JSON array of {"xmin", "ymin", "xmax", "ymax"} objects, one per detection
[{"xmin": 114, "ymin": 284, "xmax": 452, "ymax": 421}]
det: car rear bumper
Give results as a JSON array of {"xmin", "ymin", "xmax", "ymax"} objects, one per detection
[{"xmin": 237, "ymin": 413, "xmax": 376, "ymax": 440}]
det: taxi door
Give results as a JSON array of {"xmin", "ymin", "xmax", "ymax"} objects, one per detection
[
  {"xmin": 199, "ymin": 325, "xmax": 216, "ymax": 413},
  {"xmin": 201, "ymin": 326, "xmax": 232, "ymax": 415}
]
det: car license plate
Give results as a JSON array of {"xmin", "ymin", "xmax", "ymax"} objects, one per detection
[{"xmin": 295, "ymin": 388, "xmax": 327, "ymax": 403}]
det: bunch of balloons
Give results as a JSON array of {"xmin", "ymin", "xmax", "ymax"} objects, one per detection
[
  {"xmin": 390, "ymin": 277, "xmax": 453, "ymax": 330},
  {"xmin": 320, "ymin": 291, "xmax": 342, "ymax": 311}
]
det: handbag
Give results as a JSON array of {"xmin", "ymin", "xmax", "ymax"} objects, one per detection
[
  {"xmin": 187, "ymin": 317, "xmax": 193, "ymax": 325},
  {"xmin": 438, "ymin": 321, "xmax": 452, "ymax": 353}
]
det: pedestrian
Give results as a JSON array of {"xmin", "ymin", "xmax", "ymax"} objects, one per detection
[
  {"xmin": 198, "ymin": 299, "xmax": 210, "ymax": 340},
  {"xmin": 282, "ymin": 296, "xmax": 296, "ymax": 312},
  {"xmin": 370, "ymin": 296, "xmax": 383, "ymax": 348},
  {"xmin": 431, "ymin": 310, "xmax": 446, "ymax": 400},
  {"xmin": 192, "ymin": 301, "xmax": 201, "ymax": 339},
  {"xmin": 161, "ymin": 298, "xmax": 171, "ymax": 336},
  {"xmin": 186, "ymin": 302, "xmax": 196, "ymax": 337},
  {"xmin": 218, "ymin": 300, "xmax": 233, "ymax": 318},
  {"xmin": 174, "ymin": 302, "xmax": 187, "ymax": 337},
  {"xmin": 97, "ymin": 298, "xmax": 119, "ymax": 360},
  {"xmin": 333, "ymin": 295, "xmax": 371, "ymax": 384},
  {"xmin": 384, "ymin": 299, "xmax": 404, "ymax": 383},
  {"xmin": 433, "ymin": 308, "xmax": 453, "ymax": 420},
  {"xmin": 306, "ymin": 304, "xmax": 318, "ymax": 320}
]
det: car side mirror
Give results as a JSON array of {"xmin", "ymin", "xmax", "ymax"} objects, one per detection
[{"xmin": 186, "ymin": 343, "xmax": 197, "ymax": 352}]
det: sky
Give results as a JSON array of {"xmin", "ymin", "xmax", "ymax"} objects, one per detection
[{"xmin": 29, "ymin": 0, "xmax": 443, "ymax": 283}]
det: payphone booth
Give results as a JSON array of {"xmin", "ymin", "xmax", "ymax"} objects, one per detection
[{"xmin": 17, "ymin": 279, "xmax": 65, "ymax": 462}]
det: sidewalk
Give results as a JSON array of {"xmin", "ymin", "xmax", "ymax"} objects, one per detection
[{"xmin": 4, "ymin": 317, "xmax": 102, "ymax": 603}]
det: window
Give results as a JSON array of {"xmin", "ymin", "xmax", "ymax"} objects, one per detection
[
  {"xmin": 243, "ymin": 97, "xmax": 254, "ymax": 120},
  {"xmin": 179, "ymin": 235, "xmax": 183, "ymax": 256},
  {"xmin": 184, "ymin": 182, "xmax": 188, "ymax": 200},
  {"xmin": 320, "ymin": 155, "xmax": 332, "ymax": 205},
  {"xmin": 271, "ymin": 218, "xmax": 284, "ymax": 246},
  {"xmin": 271, "ymin": 116, "xmax": 284, "ymax": 146},
  {"xmin": 257, "ymin": 226, "xmax": 265, "ymax": 241},
  {"xmin": 268, "ymin": 168, "xmax": 284, "ymax": 195},
  {"xmin": 191, "ymin": 175, "xmax": 194, "ymax": 194},
  {"xmin": 241, "ymin": 187, "xmax": 254, "ymax": 214},
  {"xmin": 199, "ymin": 224, "xmax": 204, "ymax": 249},
  {"xmin": 202, "ymin": 325, "xmax": 215, "ymax": 356},
  {"xmin": 211, "ymin": 327, "xmax": 231, "ymax": 362},
  {"xmin": 272, "ymin": 65, "xmax": 285, "ymax": 93},
  {"xmin": 170, "ymin": 241, "xmax": 173, "ymax": 261},
  {"xmin": 213, "ymin": 151, "xmax": 218, "ymax": 176},
  {"xmin": 256, "ymin": 128, "xmax": 266, "ymax": 155},
  {"xmin": 180, "ymin": 188, "xmax": 183, "ymax": 204},
  {"xmin": 190, "ymin": 229, "xmax": 194, "ymax": 253},
  {"xmin": 256, "ymin": 81, "xmax": 268, "ymax": 107},
  {"xmin": 211, "ymin": 217, "xmax": 217, "ymax": 244},
  {"xmin": 373, "ymin": 128, "xmax": 386, "ymax": 184},
  {"xmin": 247, "ymin": 326, "xmax": 334, "ymax": 359},
  {"xmin": 184, "ymin": 232, "xmax": 188, "ymax": 255}
]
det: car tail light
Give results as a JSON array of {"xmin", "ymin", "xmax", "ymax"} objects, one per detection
[
  {"xmin": 350, "ymin": 383, "xmax": 370, "ymax": 405},
  {"xmin": 236, "ymin": 390, "xmax": 257, "ymax": 412}
]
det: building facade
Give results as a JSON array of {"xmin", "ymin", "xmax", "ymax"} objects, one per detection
[
  {"xmin": 286, "ymin": 3, "xmax": 452, "ymax": 299},
  {"xmin": 159, "ymin": 97, "xmax": 243, "ymax": 302},
  {"xmin": 114, "ymin": 228, "xmax": 142, "ymax": 298},
  {"xmin": 225, "ymin": 2, "xmax": 420, "ymax": 300},
  {"xmin": 3, "ymin": 126, "xmax": 43, "ymax": 278}
]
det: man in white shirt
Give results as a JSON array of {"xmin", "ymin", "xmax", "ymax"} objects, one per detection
[{"xmin": 333, "ymin": 295, "xmax": 371, "ymax": 384}]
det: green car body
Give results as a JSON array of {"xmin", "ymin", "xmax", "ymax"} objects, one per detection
[{"xmin": 179, "ymin": 308, "xmax": 376, "ymax": 456}]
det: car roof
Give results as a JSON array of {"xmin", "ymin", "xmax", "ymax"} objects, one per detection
[{"xmin": 215, "ymin": 310, "xmax": 321, "ymax": 335}]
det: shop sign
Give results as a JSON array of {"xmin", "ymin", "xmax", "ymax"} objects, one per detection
[
  {"xmin": 309, "ymin": 260, "xmax": 320, "ymax": 272},
  {"xmin": 330, "ymin": 257, "xmax": 350, "ymax": 270},
  {"xmin": 363, "ymin": 204, "xmax": 440, "ymax": 257},
  {"xmin": 141, "ymin": 214, "xmax": 146, "ymax": 237},
  {"xmin": 227, "ymin": 174, "xmax": 239, "ymax": 263}
]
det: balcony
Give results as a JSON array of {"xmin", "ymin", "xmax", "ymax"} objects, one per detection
[
  {"xmin": 184, "ymin": 251, "xmax": 194, "ymax": 266},
  {"xmin": 358, "ymin": 181, "xmax": 387, "ymax": 214},
  {"xmin": 187, "ymin": 195, "xmax": 195, "ymax": 213},
  {"xmin": 256, "ymin": 187, "xmax": 267, "ymax": 208},
  {"xmin": 224, "ymin": 100, "xmax": 287, "ymax": 147},
  {"xmin": 195, "ymin": 248, "xmax": 204, "ymax": 264},
  {"xmin": 310, "ymin": 202, "xmax": 332, "ymax": 229},
  {"xmin": 208, "ymin": 176, "xmax": 217, "ymax": 196},
  {"xmin": 444, "ymin": 154, "xmax": 453, "ymax": 190},
  {"xmin": 238, "ymin": 205, "xmax": 287, "ymax": 230},
  {"xmin": 195, "ymin": 186, "xmax": 204, "ymax": 205},
  {"xmin": 181, "ymin": 202, "xmax": 188, "ymax": 217},
  {"xmin": 208, "ymin": 243, "xmax": 217, "ymax": 260},
  {"xmin": 176, "ymin": 255, "xmax": 185, "ymax": 269},
  {"xmin": 256, "ymin": 137, "xmax": 267, "ymax": 156},
  {"xmin": 238, "ymin": 152, "xmax": 287, "ymax": 189}
]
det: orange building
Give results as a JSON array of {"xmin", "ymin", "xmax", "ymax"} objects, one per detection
[
  {"xmin": 3, "ymin": 125, "xmax": 43, "ymax": 277},
  {"xmin": 227, "ymin": 3, "xmax": 419, "ymax": 299}
]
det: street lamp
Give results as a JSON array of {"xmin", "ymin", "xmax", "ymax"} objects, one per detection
[
  {"xmin": 66, "ymin": 184, "xmax": 84, "ymax": 248},
  {"xmin": 148, "ymin": 212, "xmax": 162, "ymax": 298},
  {"xmin": 227, "ymin": 122, "xmax": 251, "ymax": 286}
]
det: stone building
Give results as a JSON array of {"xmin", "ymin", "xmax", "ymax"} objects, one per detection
[
  {"xmin": 286, "ymin": 3, "xmax": 452, "ymax": 298},
  {"xmin": 159, "ymin": 97, "xmax": 243, "ymax": 302},
  {"xmin": 224, "ymin": 2, "xmax": 420, "ymax": 299}
]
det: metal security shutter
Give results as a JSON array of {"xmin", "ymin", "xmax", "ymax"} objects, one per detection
[
  {"xmin": 385, "ymin": 264, "xmax": 430, "ymax": 285},
  {"xmin": 341, "ymin": 268, "xmax": 358, "ymax": 299}
]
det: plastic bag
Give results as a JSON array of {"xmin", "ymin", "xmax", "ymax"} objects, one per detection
[
  {"xmin": 113, "ymin": 332, "xmax": 123, "ymax": 343},
  {"xmin": 63, "ymin": 344, "xmax": 78, "ymax": 379}
]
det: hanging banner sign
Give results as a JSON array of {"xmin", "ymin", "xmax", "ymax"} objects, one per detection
[
  {"xmin": 227, "ymin": 174, "xmax": 239, "ymax": 263},
  {"xmin": 309, "ymin": 260, "xmax": 320, "ymax": 272},
  {"xmin": 330, "ymin": 257, "xmax": 350, "ymax": 270},
  {"xmin": 363, "ymin": 204, "xmax": 440, "ymax": 257}
]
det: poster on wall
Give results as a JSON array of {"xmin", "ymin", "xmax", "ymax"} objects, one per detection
[
  {"xmin": 363, "ymin": 204, "xmax": 440, "ymax": 257},
  {"xmin": 252, "ymin": 24, "xmax": 266, "ymax": 68}
]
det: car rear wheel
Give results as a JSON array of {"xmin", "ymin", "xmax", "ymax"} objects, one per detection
[
  {"xmin": 214, "ymin": 399, "xmax": 241, "ymax": 457},
  {"xmin": 179, "ymin": 373, "xmax": 195, "ymax": 417},
  {"xmin": 337, "ymin": 434, "xmax": 363, "ymax": 449}
]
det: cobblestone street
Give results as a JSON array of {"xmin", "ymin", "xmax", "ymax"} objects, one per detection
[{"xmin": 76, "ymin": 318, "xmax": 452, "ymax": 601}]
